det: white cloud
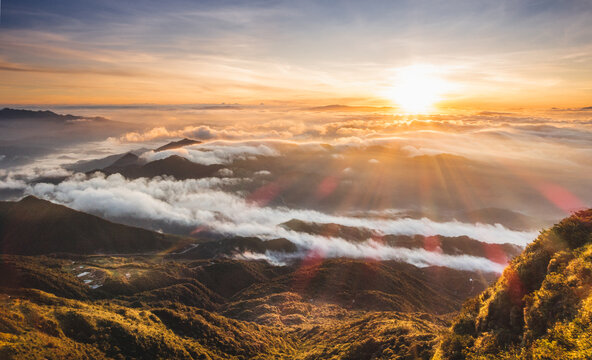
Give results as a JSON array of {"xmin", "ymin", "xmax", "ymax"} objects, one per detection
[
  {"xmin": 139, "ymin": 142, "xmax": 279, "ymax": 165},
  {"xmin": 217, "ymin": 168, "xmax": 234, "ymax": 177},
  {"xmin": 0, "ymin": 176, "xmax": 27, "ymax": 190},
  {"xmin": 26, "ymin": 173, "xmax": 536, "ymax": 273},
  {"xmin": 400, "ymin": 145, "xmax": 449, "ymax": 158}
]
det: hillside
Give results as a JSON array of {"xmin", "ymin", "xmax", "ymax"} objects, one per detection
[
  {"xmin": 98, "ymin": 155, "xmax": 223, "ymax": 180},
  {"xmin": 0, "ymin": 254, "xmax": 482, "ymax": 359},
  {"xmin": 3, "ymin": 197, "xmax": 576, "ymax": 359},
  {"xmin": 436, "ymin": 209, "xmax": 592, "ymax": 359},
  {"xmin": 0, "ymin": 196, "xmax": 188, "ymax": 255}
]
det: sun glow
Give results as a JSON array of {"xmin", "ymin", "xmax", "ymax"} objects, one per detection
[{"xmin": 384, "ymin": 65, "xmax": 451, "ymax": 113}]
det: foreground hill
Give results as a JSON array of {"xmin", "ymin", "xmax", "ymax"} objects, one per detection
[
  {"xmin": 437, "ymin": 209, "xmax": 592, "ymax": 359},
  {"xmin": 0, "ymin": 196, "xmax": 187, "ymax": 255}
]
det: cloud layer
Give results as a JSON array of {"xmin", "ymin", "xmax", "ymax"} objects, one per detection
[
  {"xmin": 27, "ymin": 173, "xmax": 536, "ymax": 272},
  {"xmin": 139, "ymin": 142, "xmax": 279, "ymax": 165}
]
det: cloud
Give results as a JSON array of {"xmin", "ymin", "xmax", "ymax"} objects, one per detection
[
  {"xmin": 26, "ymin": 173, "xmax": 537, "ymax": 272},
  {"xmin": 139, "ymin": 142, "xmax": 279, "ymax": 165},
  {"xmin": 217, "ymin": 168, "xmax": 234, "ymax": 177},
  {"xmin": 0, "ymin": 177, "xmax": 27, "ymax": 190},
  {"xmin": 238, "ymin": 247, "xmax": 505, "ymax": 273},
  {"xmin": 400, "ymin": 145, "xmax": 449, "ymax": 157}
]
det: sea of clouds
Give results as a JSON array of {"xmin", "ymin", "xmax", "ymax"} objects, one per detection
[
  {"xmin": 1, "ymin": 108, "xmax": 591, "ymax": 273},
  {"xmin": 26, "ymin": 172, "xmax": 536, "ymax": 272}
]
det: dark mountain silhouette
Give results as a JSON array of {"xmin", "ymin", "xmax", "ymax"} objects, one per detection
[
  {"xmin": 439, "ymin": 209, "xmax": 592, "ymax": 359},
  {"xmin": 96, "ymin": 154, "xmax": 223, "ymax": 180},
  {"xmin": 382, "ymin": 234, "xmax": 522, "ymax": 262},
  {"xmin": 155, "ymin": 138, "xmax": 201, "ymax": 152},
  {"xmin": 111, "ymin": 152, "xmax": 140, "ymax": 167},
  {"xmin": 281, "ymin": 219, "xmax": 378, "ymax": 242},
  {"xmin": 281, "ymin": 219, "xmax": 522, "ymax": 262},
  {"xmin": 0, "ymin": 108, "xmax": 105, "ymax": 122},
  {"xmin": 0, "ymin": 196, "xmax": 188, "ymax": 255},
  {"xmin": 65, "ymin": 148, "xmax": 150, "ymax": 173},
  {"xmin": 172, "ymin": 237, "xmax": 298, "ymax": 260}
]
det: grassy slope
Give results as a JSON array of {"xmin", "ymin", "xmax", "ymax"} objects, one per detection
[
  {"xmin": 436, "ymin": 209, "xmax": 592, "ymax": 359},
  {"xmin": 0, "ymin": 254, "xmax": 459, "ymax": 359}
]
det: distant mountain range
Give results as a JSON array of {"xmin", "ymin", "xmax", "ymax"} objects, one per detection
[
  {"xmin": 95, "ymin": 154, "xmax": 223, "ymax": 180},
  {"xmin": 65, "ymin": 138, "xmax": 223, "ymax": 180},
  {"xmin": 0, "ymin": 108, "xmax": 107, "ymax": 122},
  {"xmin": 282, "ymin": 219, "xmax": 522, "ymax": 262},
  {"xmin": 64, "ymin": 149, "xmax": 149, "ymax": 173}
]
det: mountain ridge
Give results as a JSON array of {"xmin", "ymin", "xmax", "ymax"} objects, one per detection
[
  {"xmin": 0, "ymin": 196, "xmax": 190, "ymax": 255},
  {"xmin": 437, "ymin": 208, "xmax": 592, "ymax": 359}
]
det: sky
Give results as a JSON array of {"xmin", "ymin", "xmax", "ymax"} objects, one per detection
[{"xmin": 1, "ymin": 0, "xmax": 592, "ymax": 110}]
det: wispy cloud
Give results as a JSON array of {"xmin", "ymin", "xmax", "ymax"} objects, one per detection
[{"xmin": 1, "ymin": 1, "xmax": 592, "ymax": 106}]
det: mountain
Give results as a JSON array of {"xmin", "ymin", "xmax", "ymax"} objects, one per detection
[
  {"xmin": 110, "ymin": 152, "xmax": 141, "ymax": 167},
  {"xmin": 4, "ymin": 196, "xmax": 578, "ymax": 359},
  {"xmin": 227, "ymin": 259, "xmax": 496, "ymax": 316},
  {"xmin": 171, "ymin": 236, "xmax": 298, "ymax": 259},
  {"xmin": 0, "ymin": 254, "xmax": 492, "ymax": 359},
  {"xmin": 437, "ymin": 209, "xmax": 592, "ymax": 359},
  {"xmin": 281, "ymin": 219, "xmax": 522, "ymax": 262},
  {"xmin": 0, "ymin": 196, "xmax": 189, "ymax": 255},
  {"xmin": 66, "ymin": 149, "xmax": 149, "ymax": 173},
  {"xmin": 98, "ymin": 155, "xmax": 223, "ymax": 180},
  {"xmin": 281, "ymin": 219, "xmax": 378, "ymax": 242},
  {"xmin": 155, "ymin": 138, "xmax": 201, "ymax": 152},
  {"xmin": 0, "ymin": 197, "xmax": 504, "ymax": 359},
  {"xmin": 454, "ymin": 208, "xmax": 550, "ymax": 231},
  {"xmin": 382, "ymin": 234, "xmax": 522, "ymax": 262},
  {"xmin": 0, "ymin": 108, "xmax": 105, "ymax": 122}
]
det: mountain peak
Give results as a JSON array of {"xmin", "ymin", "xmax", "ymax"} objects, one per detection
[
  {"xmin": 18, "ymin": 195, "xmax": 48, "ymax": 205},
  {"xmin": 109, "ymin": 152, "xmax": 140, "ymax": 167},
  {"xmin": 155, "ymin": 138, "xmax": 201, "ymax": 152}
]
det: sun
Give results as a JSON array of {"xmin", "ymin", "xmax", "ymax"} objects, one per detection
[{"xmin": 384, "ymin": 65, "xmax": 451, "ymax": 113}]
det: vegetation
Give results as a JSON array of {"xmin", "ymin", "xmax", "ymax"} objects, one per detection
[
  {"xmin": 0, "ymin": 254, "xmax": 458, "ymax": 359},
  {"xmin": 436, "ymin": 209, "xmax": 592, "ymax": 359},
  {"xmin": 4, "ymin": 196, "xmax": 588, "ymax": 359}
]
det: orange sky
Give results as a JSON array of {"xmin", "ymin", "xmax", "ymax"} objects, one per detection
[{"xmin": 1, "ymin": 1, "xmax": 591, "ymax": 111}]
